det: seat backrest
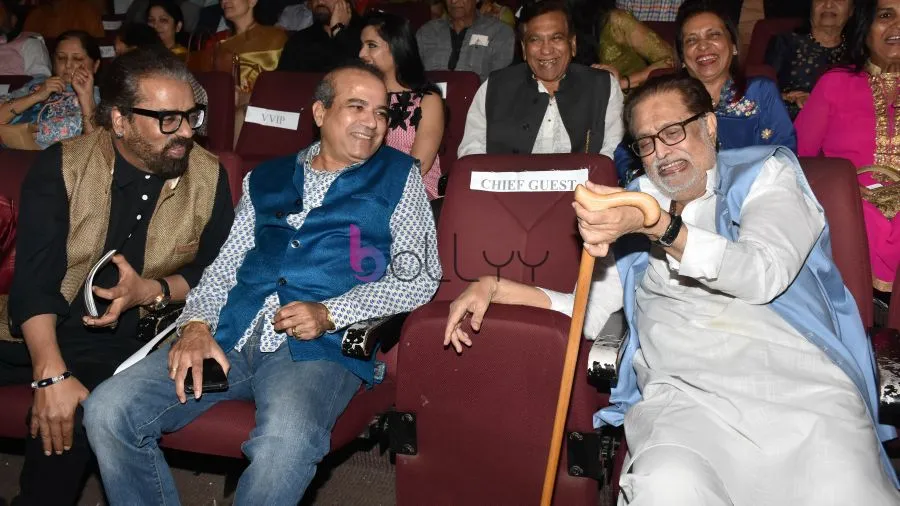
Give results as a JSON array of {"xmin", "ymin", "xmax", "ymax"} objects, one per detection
[
  {"xmin": 195, "ymin": 71, "xmax": 236, "ymax": 152},
  {"xmin": 101, "ymin": 14, "xmax": 124, "ymax": 36},
  {"xmin": 424, "ymin": 70, "xmax": 480, "ymax": 175},
  {"xmin": 0, "ymin": 149, "xmax": 37, "ymax": 204},
  {"xmin": 745, "ymin": 63, "xmax": 778, "ymax": 82},
  {"xmin": 746, "ymin": 17, "xmax": 804, "ymax": 66},
  {"xmin": 644, "ymin": 21, "xmax": 678, "ymax": 49},
  {"xmin": 0, "ymin": 75, "xmax": 32, "ymax": 94},
  {"xmin": 369, "ymin": 1, "xmax": 432, "ymax": 32},
  {"xmin": 0, "ymin": 195, "xmax": 17, "ymax": 294},
  {"xmin": 235, "ymin": 71, "xmax": 322, "ymax": 161},
  {"xmin": 434, "ymin": 153, "xmax": 619, "ymax": 301},
  {"xmin": 800, "ymin": 156, "xmax": 873, "ymax": 329},
  {"xmin": 396, "ymin": 153, "xmax": 615, "ymax": 506},
  {"xmin": 0, "ymin": 149, "xmax": 37, "ymax": 295},
  {"xmin": 211, "ymin": 150, "xmax": 245, "ymax": 207}
]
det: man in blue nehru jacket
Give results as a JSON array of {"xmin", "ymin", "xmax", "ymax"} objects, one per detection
[{"xmin": 83, "ymin": 61, "xmax": 440, "ymax": 505}]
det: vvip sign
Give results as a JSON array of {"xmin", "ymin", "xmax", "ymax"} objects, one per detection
[
  {"xmin": 470, "ymin": 169, "xmax": 589, "ymax": 192},
  {"xmin": 244, "ymin": 106, "xmax": 301, "ymax": 130}
]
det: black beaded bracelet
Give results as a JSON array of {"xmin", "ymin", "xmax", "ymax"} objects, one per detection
[{"xmin": 31, "ymin": 371, "xmax": 73, "ymax": 389}]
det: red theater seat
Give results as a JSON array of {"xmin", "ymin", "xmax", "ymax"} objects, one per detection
[
  {"xmin": 370, "ymin": 1, "xmax": 431, "ymax": 32},
  {"xmin": 800, "ymin": 157, "xmax": 873, "ymax": 328},
  {"xmin": 746, "ymin": 17, "xmax": 804, "ymax": 67},
  {"xmin": 424, "ymin": 70, "xmax": 480, "ymax": 177},
  {"xmin": 393, "ymin": 153, "xmax": 617, "ymax": 505},
  {"xmin": 195, "ymin": 71, "xmax": 236, "ymax": 153},
  {"xmin": 0, "ymin": 75, "xmax": 33, "ymax": 94},
  {"xmin": 234, "ymin": 71, "xmax": 322, "ymax": 174},
  {"xmin": 644, "ymin": 21, "xmax": 678, "ymax": 49},
  {"xmin": 0, "ymin": 149, "xmax": 38, "ymax": 439}
]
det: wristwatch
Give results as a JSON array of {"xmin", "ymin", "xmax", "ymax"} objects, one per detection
[
  {"xmin": 653, "ymin": 201, "xmax": 682, "ymax": 248},
  {"xmin": 151, "ymin": 278, "xmax": 171, "ymax": 311}
]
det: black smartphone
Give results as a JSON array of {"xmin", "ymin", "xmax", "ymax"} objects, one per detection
[{"xmin": 184, "ymin": 358, "xmax": 229, "ymax": 394}]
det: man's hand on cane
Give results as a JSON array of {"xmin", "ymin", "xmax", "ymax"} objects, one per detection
[{"xmin": 573, "ymin": 181, "xmax": 661, "ymax": 257}]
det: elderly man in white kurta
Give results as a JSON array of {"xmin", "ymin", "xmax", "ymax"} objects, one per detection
[{"xmin": 444, "ymin": 73, "xmax": 899, "ymax": 505}]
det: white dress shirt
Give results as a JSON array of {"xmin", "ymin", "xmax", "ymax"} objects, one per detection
[
  {"xmin": 457, "ymin": 73, "xmax": 624, "ymax": 159},
  {"xmin": 539, "ymin": 156, "xmax": 897, "ymax": 504}
]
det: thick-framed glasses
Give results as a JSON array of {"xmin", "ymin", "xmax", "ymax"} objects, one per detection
[
  {"xmin": 129, "ymin": 105, "xmax": 206, "ymax": 134},
  {"xmin": 630, "ymin": 112, "xmax": 706, "ymax": 157}
]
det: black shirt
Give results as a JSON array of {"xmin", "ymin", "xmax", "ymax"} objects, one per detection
[
  {"xmin": 7, "ymin": 142, "xmax": 235, "ymax": 344},
  {"xmin": 276, "ymin": 15, "xmax": 364, "ymax": 72},
  {"xmin": 448, "ymin": 26, "xmax": 470, "ymax": 71}
]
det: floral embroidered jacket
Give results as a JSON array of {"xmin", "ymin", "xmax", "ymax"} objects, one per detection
[{"xmin": 715, "ymin": 76, "xmax": 797, "ymax": 153}]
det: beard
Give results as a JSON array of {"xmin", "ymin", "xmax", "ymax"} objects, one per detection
[
  {"xmin": 647, "ymin": 155, "xmax": 705, "ymax": 200},
  {"xmin": 646, "ymin": 140, "xmax": 715, "ymax": 200},
  {"xmin": 124, "ymin": 133, "xmax": 194, "ymax": 180}
]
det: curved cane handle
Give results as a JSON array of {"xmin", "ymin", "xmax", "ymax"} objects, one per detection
[{"xmin": 574, "ymin": 184, "xmax": 662, "ymax": 227}]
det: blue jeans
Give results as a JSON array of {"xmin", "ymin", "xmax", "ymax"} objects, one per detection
[{"xmin": 83, "ymin": 334, "xmax": 361, "ymax": 506}]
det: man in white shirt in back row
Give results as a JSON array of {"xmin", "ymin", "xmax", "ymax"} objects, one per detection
[
  {"xmin": 445, "ymin": 71, "xmax": 899, "ymax": 504},
  {"xmin": 457, "ymin": 0, "xmax": 623, "ymax": 160}
]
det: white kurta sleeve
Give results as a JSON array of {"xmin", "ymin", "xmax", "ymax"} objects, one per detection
[
  {"xmin": 537, "ymin": 253, "xmax": 624, "ymax": 339},
  {"xmin": 676, "ymin": 155, "xmax": 825, "ymax": 304},
  {"xmin": 457, "ymin": 79, "xmax": 490, "ymax": 158},
  {"xmin": 599, "ymin": 74, "xmax": 625, "ymax": 159}
]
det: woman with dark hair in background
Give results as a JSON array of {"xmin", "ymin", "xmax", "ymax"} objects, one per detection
[
  {"xmin": 765, "ymin": 0, "xmax": 852, "ymax": 118},
  {"xmin": 565, "ymin": 0, "xmax": 674, "ymax": 91},
  {"xmin": 0, "ymin": 30, "xmax": 100, "ymax": 149},
  {"xmin": 676, "ymin": 0, "xmax": 795, "ymax": 150},
  {"xmin": 360, "ymin": 11, "xmax": 445, "ymax": 200},
  {"xmin": 147, "ymin": 0, "xmax": 188, "ymax": 59},
  {"xmin": 796, "ymin": 0, "xmax": 900, "ymax": 292}
]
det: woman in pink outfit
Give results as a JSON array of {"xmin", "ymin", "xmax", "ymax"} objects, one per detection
[
  {"xmin": 359, "ymin": 11, "xmax": 445, "ymax": 200},
  {"xmin": 795, "ymin": 0, "xmax": 900, "ymax": 292}
]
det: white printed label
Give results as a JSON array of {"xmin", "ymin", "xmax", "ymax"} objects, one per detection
[
  {"xmin": 103, "ymin": 20, "xmax": 122, "ymax": 31},
  {"xmin": 244, "ymin": 105, "xmax": 301, "ymax": 130},
  {"xmin": 0, "ymin": 84, "xmax": 9, "ymax": 95},
  {"xmin": 436, "ymin": 82, "xmax": 447, "ymax": 99},
  {"xmin": 469, "ymin": 34, "xmax": 489, "ymax": 46},
  {"xmin": 470, "ymin": 169, "xmax": 589, "ymax": 192},
  {"xmin": 100, "ymin": 46, "xmax": 116, "ymax": 59}
]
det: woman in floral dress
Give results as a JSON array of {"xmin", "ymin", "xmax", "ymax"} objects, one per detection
[
  {"xmin": 360, "ymin": 11, "xmax": 444, "ymax": 200},
  {"xmin": 0, "ymin": 30, "xmax": 100, "ymax": 149}
]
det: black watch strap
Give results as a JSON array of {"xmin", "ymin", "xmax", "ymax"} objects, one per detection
[
  {"xmin": 654, "ymin": 214, "xmax": 682, "ymax": 247},
  {"xmin": 654, "ymin": 201, "xmax": 682, "ymax": 248}
]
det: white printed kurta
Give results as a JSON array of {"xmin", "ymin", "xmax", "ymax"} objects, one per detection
[{"xmin": 543, "ymin": 157, "xmax": 899, "ymax": 505}]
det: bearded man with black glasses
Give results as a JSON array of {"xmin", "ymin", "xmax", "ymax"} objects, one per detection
[{"xmin": 0, "ymin": 46, "xmax": 234, "ymax": 506}]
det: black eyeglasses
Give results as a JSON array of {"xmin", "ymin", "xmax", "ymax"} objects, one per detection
[
  {"xmin": 630, "ymin": 112, "xmax": 706, "ymax": 157},
  {"xmin": 129, "ymin": 105, "xmax": 207, "ymax": 134}
]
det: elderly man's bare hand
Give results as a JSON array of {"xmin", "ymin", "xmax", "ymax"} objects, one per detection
[
  {"xmin": 443, "ymin": 276, "xmax": 498, "ymax": 353},
  {"xmin": 573, "ymin": 182, "xmax": 648, "ymax": 257}
]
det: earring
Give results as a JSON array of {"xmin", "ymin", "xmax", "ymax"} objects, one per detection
[
  {"xmin": 114, "ymin": 131, "xmax": 124, "ymax": 139},
  {"xmin": 732, "ymin": 48, "xmax": 738, "ymax": 56}
]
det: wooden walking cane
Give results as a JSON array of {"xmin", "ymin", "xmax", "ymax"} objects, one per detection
[{"xmin": 539, "ymin": 185, "xmax": 661, "ymax": 506}]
